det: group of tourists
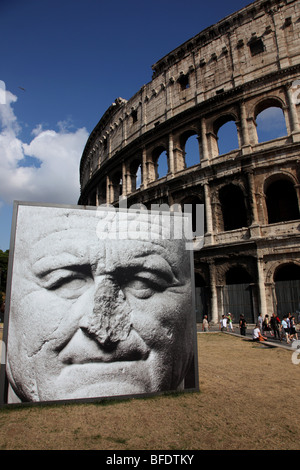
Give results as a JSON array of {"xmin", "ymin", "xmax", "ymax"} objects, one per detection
[
  {"xmin": 202, "ymin": 311, "xmax": 299, "ymax": 345},
  {"xmin": 254, "ymin": 312, "xmax": 299, "ymax": 343}
]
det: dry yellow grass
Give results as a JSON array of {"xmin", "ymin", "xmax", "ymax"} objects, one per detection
[{"xmin": 0, "ymin": 332, "xmax": 299, "ymax": 450}]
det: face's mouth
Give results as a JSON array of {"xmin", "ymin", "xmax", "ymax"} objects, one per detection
[
  {"xmin": 56, "ymin": 328, "xmax": 150, "ymax": 366},
  {"xmin": 46, "ymin": 328, "xmax": 155, "ymax": 400}
]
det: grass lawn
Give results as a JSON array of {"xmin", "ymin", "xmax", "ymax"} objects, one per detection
[{"xmin": 0, "ymin": 332, "xmax": 299, "ymax": 450}]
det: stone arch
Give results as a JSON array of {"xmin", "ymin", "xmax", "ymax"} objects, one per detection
[
  {"xmin": 213, "ymin": 113, "xmax": 240, "ymax": 156},
  {"xmin": 264, "ymin": 174, "xmax": 299, "ymax": 224},
  {"xmin": 110, "ymin": 170, "xmax": 123, "ymax": 202},
  {"xmin": 273, "ymin": 262, "xmax": 300, "ymax": 318},
  {"xmin": 129, "ymin": 157, "xmax": 142, "ymax": 191},
  {"xmin": 223, "ymin": 265, "xmax": 255, "ymax": 323},
  {"xmin": 194, "ymin": 272, "xmax": 209, "ymax": 322},
  {"xmin": 225, "ymin": 265, "xmax": 253, "ymax": 285},
  {"xmin": 274, "ymin": 263, "xmax": 300, "ymax": 282},
  {"xmin": 253, "ymin": 96, "xmax": 286, "ymax": 119},
  {"xmin": 266, "ymin": 259, "xmax": 300, "ymax": 284},
  {"xmin": 97, "ymin": 180, "xmax": 107, "ymax": 205},
  {"xmin": 179, "ymin": 130, "xmax": 201, "ymax": 168},
  {"xmin": 253, "ymin": 96, "xmax": 288, "ymax": 143},
  {"xmin": 89, "ymin": 188, "xmax": 97, "ymax": 206},
  {"xmin": 152, "ymin": 146, "xmax": 168, "ymax": 179}
]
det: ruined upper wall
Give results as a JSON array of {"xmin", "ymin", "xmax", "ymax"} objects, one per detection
[{"xmin": 80, "ymin": 0, "xmax": 300, "ymax": 189}]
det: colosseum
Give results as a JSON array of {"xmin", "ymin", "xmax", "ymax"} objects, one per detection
[{"xmin": 79, "ymin": 0, "xmax": 300, "ymax": 325}]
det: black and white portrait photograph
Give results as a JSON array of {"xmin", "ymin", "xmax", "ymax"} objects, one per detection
[{"xmin": 1, "ymin": 202, "xmax": 198, "ymax": 405}]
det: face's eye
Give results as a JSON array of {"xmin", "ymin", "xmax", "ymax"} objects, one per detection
[
  {"xmin": 122, "ymin": 271, "xmax": 172, "ymax": 299},
  {"xmin": 39, "ymin": 266, "xmax": 93, "ymax": 300}
]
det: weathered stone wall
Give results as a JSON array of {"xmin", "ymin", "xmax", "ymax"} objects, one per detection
[
  {"xmin": 79, "ymin": 0, "xmax": 300, "ymax": 324},
  {"xmin": 80, "ymin": 0, "xmax": 300, "ymax": 190}
]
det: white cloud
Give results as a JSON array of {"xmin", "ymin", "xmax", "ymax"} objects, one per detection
[
  {"xmin": 0, "ymin": 89, "xmax": 89, "ymax": 206},
  {"xmin": 31, "ymin": 123, "xmax": 44, "ymax": 137}
]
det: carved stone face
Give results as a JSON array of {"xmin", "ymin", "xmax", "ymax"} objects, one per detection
[{"xmin": 7, "ymin": 205, "xmax": 194, "ymax": 403}]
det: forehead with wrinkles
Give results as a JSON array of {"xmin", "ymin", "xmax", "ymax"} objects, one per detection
[{"xmin": 13, "ymin": 205, "xmax": 190, "ymax": 278}]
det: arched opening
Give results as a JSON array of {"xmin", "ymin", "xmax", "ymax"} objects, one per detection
[
  {"xmin": 178, "ymin": 72, "xmax": 190, "ymax": 90},
  {"xmin": 155, "ymin": 149, "xmax": 168, "ymax": 179},
  {"xmin": 255, "ymin": 103, "xmax": 287, "ymax": 143},
  {"xmin": 215, "ymin": 118, "xmax": 239, "ymax": 155},
  {"xmin": 265, "ymin": 179, "xmax": 299, "ymax": 224},
  {"xmin": 183, "ymin": 133, "xmax": 200, "ymax": 168},
  {"xmin": 136, "ymin": 164, "xmax": 142, "ymax": 189},
  {"xmin": 226, "ymin": 266, "xmax": 252, "ymax": 285},
  {"xmin": 219, "ymin": 184, "xmax": 248, "ymax": 231},
  {"xmin": 194, "ymin": 273, "xmax": 208, "ymax": 322},
  {"xmin": 274, "ymin": 263, "xmax": 300, "ymax": 318},
  {"xmin": 130, "ymin": 159, "xmax": 142, "ymax": 191},
  {"xmin": 89, "ymin": 190, "xmax": 97, "ymax": 206},
  {"xmin": 98, "ymin": 181, "xmax": 107, "ymax": 205},
  {"xmin": 111, "ymin": 171, "xmax": 122, "ymax": 202},
  {"xmin": 223, "ymin": 266, "xmax": 254, "ymax": 323}
]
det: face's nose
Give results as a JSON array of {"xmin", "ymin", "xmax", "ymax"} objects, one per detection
[{"xmin": 80, "ymin": 276, "xmax": 132, "ymax": 349}]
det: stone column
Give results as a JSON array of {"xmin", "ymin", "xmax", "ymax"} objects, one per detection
[
  {"xmin": 203, "ymin": 182, "xmax": 214, "ymax": 244},
  {"xmin": 247, "ymin": 170, "xmax": 261, "ymax": 239},
  {"xmin": 96, "ymin": 186, "xmax": 99, "ymax": 206},
  {"xmin": 208, "ymin": 260, "xmax": 219, "ymax": 324},
  {"xmin": 294, "ymin": 183, "xmax": 300, "ymax": 209},
  {"xmin": 106, "ymin": 175, "xmax": 111, "ymax": 204},
  {"xmin": 142, "ymin": 148, "xmax": 148, "ymax": 189},
  {"xmin": 200, "ymin": 118, "xmax": 209, "ymax": 162},
  {"xmin": 122, "ymin": 161, "xmax": 128, "ymax": 197},
  {"xmin": 271, "ymin": 283, "xmax": 277, "ymax": 315},
  {"xmin": 248, "ymin": 116, "xmax": 258, "ymax": 146},
  {"xmin": 168, "ymin": 133, "xmax": 175, "ymax": 175},
  {"xmin": 287, "ymin": 83, "xmax": 300, "ymax": 142},
  {"xmin": 147, "ymin": 159, "xmax": 156, "ymax": 183},
  {"xmin": 240, "ymin": 101, "xmax": 251, "ymax": 153},
  {"xmin": 206, "ymin": 131, "xmax": 219, "ymax": 159},
  {"xmin": 247, "ymin": 170, "xmax": 258, "ymax": 223},
  {"xmin": 257, "ymin": 256, "xmax": 268, "ymax": 318},
  {"xmin": 172, "ymin": 146, "xmax": 185, "ymax": 172}
]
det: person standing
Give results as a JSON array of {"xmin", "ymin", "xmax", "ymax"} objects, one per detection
[
  {"xmin": 287, "ymin": 313, "xmax": 291, "ymax": 335},
  {"xmin": 239, "ymin": 314, "xmax": 247, "ymax": 336},
  {"xmin": 202, "ymin": 315, "xmax": 210, "ymax": 332},
  {"xmin": 289, "ymin": 315, "xmax": 298, "ymax": 341},
  {"xmin": 270, "ymin": 313, "xmax": 281, "ymax": 341}
]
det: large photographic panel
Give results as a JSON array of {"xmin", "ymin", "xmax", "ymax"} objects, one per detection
[{"xmin": 0, "ymin": 202, "xmax": 199, "ymax": 405}]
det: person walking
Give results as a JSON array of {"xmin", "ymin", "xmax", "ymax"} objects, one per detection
[
  {"xmin": 219, "ymin": 314, "xmax": 227, "ymax": 332},
  {"xmin": 227, "ymin": 312, "xmax": 234, "ymax": 332},
  {"xmin": 290, "ymin": 315, "xmax": 298, "ymax": 341},
  {"xmin": 281, "ymin": 315, "xmax": 291, "ymax": 343}
]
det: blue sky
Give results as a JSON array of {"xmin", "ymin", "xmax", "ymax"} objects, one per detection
[{"xmin": 0, "ymin": 0, "xmax": 285, "ymax": 250}]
